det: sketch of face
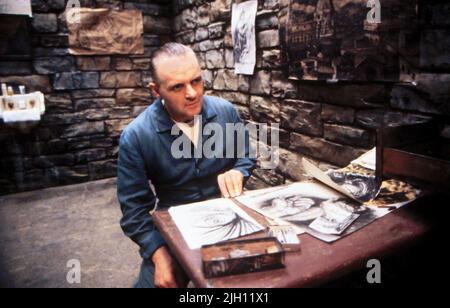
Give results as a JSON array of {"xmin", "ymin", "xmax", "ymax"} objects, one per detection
[
  {"xmin": 327, "ymin": 171, "xmax": 379, "ymax": 202},
  {"xmin": 321, "ymin": 198, "xmax": 364, "ymax": 215},
  {"xmin": 192, "ymin": 207, "xmax": 261, "ymax": 243},
  {"xmin": 199, "ymin": 209, "xmax": 236, "ymax": 228},
  {"xmin": 266, "ymin": 195, "xmax": 324, "ymax": 221}
]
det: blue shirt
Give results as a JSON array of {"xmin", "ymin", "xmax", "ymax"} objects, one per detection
[{"xmin": 117, "ymin": 95, "xmax": 256, "ymax": 260}]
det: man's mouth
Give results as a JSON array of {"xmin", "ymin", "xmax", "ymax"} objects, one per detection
[{"xmin": 186, "ymin": 101, "xmax": 199, "ymax": 108}]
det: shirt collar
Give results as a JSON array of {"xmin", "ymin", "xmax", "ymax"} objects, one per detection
[{"xmin": 154, "ymin": 96, "xmax": 217, "ymax": 133}]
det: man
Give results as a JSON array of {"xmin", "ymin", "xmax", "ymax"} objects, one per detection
[{"xmin": 117, "ymin": 43, "xmax": 256, "ymax": 288}]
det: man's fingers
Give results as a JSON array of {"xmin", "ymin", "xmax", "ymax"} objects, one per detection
[
  {"xmin": 218, "ymin": 171, "xmax": 245, "ymax": 198},
  {"xmin": 225, "ymin": 174, "xmax": 236, "ymax": 197},
  {"xmin": 153, "ymin": 247, "xmax": 183, "ymax": 288},
  {"xmin": 160, "ymin": 280, "xmax": 177, "ymax": 288},
  {"xmin": 165, "ymin": 274, "xmax": 178, "ymax": 288},
  {"xmin": 232, "ymin": 172, "xmax": 243, "ymax": 196},
  {"xmin": 168, "ymin": 279, "xmax": 178, "ymax": 288},
  {"xmin": 217, "ymin": 174, "xmax": 230, "ymax": 198},
  {"xmin": 156, "ymin": 272, "xmax": 179, "ymax": 288}
]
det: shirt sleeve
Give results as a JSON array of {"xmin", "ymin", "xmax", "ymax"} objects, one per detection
[
  {"xmin": 117, "ymin": 129, "xmax": 166, "ymax": 260},
  {"xmin": 230, "ymin": 106, "xmax": 257, "ymax": 184}
]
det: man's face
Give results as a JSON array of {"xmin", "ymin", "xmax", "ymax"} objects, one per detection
[{"xmin": 150, "ymin": 52, "xmax": 204, "ymax": 123}]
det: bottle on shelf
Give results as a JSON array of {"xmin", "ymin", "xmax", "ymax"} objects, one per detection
[
  {"xmin": 1, "ymin": 83, "xmax": 7, "ymax": 96},
  {"xmin": 7, "ymin": 86, "xmax": 14, "ymax": 96}
]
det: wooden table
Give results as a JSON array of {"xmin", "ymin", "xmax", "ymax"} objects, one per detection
[{"xmin": 153, "ymin": 193, "xmax": 443, "ymax": 288}]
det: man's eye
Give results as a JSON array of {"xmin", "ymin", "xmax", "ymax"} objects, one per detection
[
  {"xmin": 192, "ymin": 78, "xmax": 202, "ymax": 85},
  {"xmin": 172, "ymin": 85, "xmax": 183, "ymax": 91}
]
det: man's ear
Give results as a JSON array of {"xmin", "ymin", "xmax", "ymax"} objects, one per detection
[{"xmin": 149, "ymin": 82, "xmax": 160, "ymax": 98}]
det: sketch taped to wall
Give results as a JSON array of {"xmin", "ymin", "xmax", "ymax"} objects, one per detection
[
  {"xmin": 67, "ymin": 8, "xmax": 144, "ymax": 55},
  {"xmin": 232, "ymin": 0, "xmax": 258, "ymax": 75},
  {"xmin": 281, "ymin": 0, "xmax": 420, "ymax": 82},
  {"xmin": 0, "ymin": 0, "xmax": 32, "ymax": 17}
]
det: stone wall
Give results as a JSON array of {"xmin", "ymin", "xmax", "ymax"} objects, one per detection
[
  {"xmin": 1, "ymin": 0, "xmax": 449, "ymax": 195},
  {"xmin": 0, "ymin": 0, "xmax": 171, "ymax": 195},
  {"xmin": 172, "ymin": 0, "xmax": 450, "ymax": 190}
]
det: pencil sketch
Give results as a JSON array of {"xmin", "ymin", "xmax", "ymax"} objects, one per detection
[
  {"xmin": 237, "ymin": 182, "xmax": 391, "ymax": 242},
  {"xmin": 326, "ymin": 169, "xmax": 380, "ymax": 202},
  {"xmin": 303, "ymin": 158, "xmax": 380, "ymax": 203},
  {"xmin": 67, "ymin": 8, "xmax": 144, "ymax": 55},
  {"xmin": 231, "ymin": 0, "xmax": 257, "ymax": 75},
  {"xmin": 192, "ymin": 206, "xmax": 262, "ymax": 244},
  {"xmin": 169, "ymin": 198, "xmax": 264, "ymax": 249},
  {"xmin": 308, "ymin": 198, "xmax": 360, "ymax": 235},
  {"xmin": 331, "ymin": 150, "xmax": 422, "ymax": 207}
]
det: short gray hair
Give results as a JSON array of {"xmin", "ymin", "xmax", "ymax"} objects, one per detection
[{"xmin": 150, "ymin": 43, "xmax": 197, "ymax": 83}]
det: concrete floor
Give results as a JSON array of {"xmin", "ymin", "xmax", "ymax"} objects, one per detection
[{"xmin": 0, "ymin": 178, "xmax": 141, "ymax": 288}]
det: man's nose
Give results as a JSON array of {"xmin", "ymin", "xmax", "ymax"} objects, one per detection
[{"xmin": 185, "ymin": 84, "xmax": 197, "ymax": 100}]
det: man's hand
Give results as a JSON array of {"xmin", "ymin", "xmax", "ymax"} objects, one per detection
[
  {"xmin": 151, "ymin": 246, "xmax": 187, "ymax": 288},
  {"xmin": 217, "ymin": 169, "xmax": 244, "ymax": 198}
]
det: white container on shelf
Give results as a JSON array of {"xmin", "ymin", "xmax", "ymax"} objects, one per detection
[{"xmin": 0, "ymin": 91, "xmax": 46, "ymax": 123}]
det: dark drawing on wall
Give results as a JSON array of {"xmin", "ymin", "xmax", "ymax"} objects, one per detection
[
  {"xmin": 282, "ymin": 0, "xmax": 419, "ymax": 82},
  {"xmin": 0, "ymin": 16, "xmax": 31, "ymax": 59},
  {"xmin": 67, "ymin": 8, "xmax": 144, "ymax": 55}
]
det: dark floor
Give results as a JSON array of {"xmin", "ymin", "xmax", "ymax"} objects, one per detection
[{"xmin": 0, "ymin": 178, "xmax": 141, "ymax": 288}]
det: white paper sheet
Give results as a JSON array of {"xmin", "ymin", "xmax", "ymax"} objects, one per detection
[
  {"xmin": 351, "ymin": 147, "xmax": 376, "ymax": 170},
  {"xmin": 169, "ymin": 198, "xmax": 264, "ymax": 250},
  {"xmin": 0, "ymin": 0, "xmax": 32, "ymax": 17},
  {"xmin": 231, "ymin": 0, "xmax": 257, "ymax": 75},
  {"xmin": 237, "ymin": 182, "xmax": 398, "ymax": 243},
  {"xmin": 302, "ymin": 158, "xmax": 362, "ymax": 201}
]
